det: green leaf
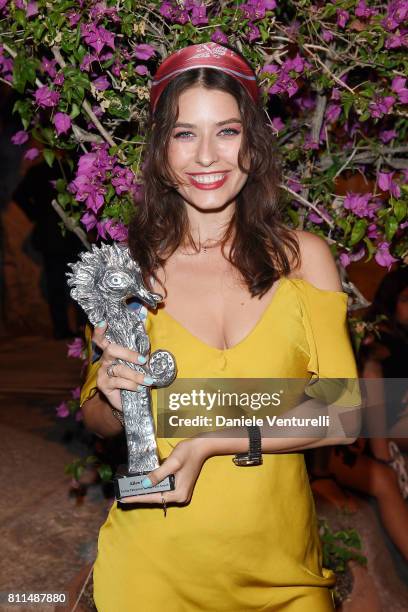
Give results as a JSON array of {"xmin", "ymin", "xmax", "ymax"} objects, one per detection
[
  {"xmin": 349, "ymin": 219, "xmax": 367, "ymax": 246},
  {"xmin": 363, "ymin": 237, "xmax": 375, "ymax": 262},
  {"xmin": 385, "ymin": 215, "xmax": 398, "ymax": 241},
  {"xmin": 14, "ymin": 9, "xmax": 26, "ymax": 27},
  {"xmin": 97, "ymin": 464, "xmax": 113, "ymax": 482},
  {"xmin": 85, "ymin": 455, "xmax": 98, "ymax": 464},
  {"xmin": 58, "ymin": 192, "xmax": 71, "ymax": 207},
  {"xmin": 12, "ymin": 55, "xmax": 36, "ymax": 94},
  {"xmin": 70, "ymin": 103, "xmax": 81, "ymax": 120},
  {"xmin": 393, "ymin": 200, "xmax": 407, "ymax": 223},
  {"xmin": 12, "ymin": 99, "xmax": 33, "ymax": 129},
  {"xmin": 43, "ymin": 149, "xmax": 55, "ymax": 167},
  {"xmin": 56, "ymin": 178, "xmax": 67, "ymax": 193}
]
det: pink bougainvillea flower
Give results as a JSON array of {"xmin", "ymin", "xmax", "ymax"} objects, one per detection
[
  {"xmin": 381, "ymin": 1, "xmax": 408, "ymax": 32},
  {"xmin": 379, "ymin": 128, "xmax": 397, "ymax": 143},
  {"xmin": 391, "ymin": 76, "xmax": 408, "ymax": 103},
  {"xmin": 0, "ymin": 0, "xmax": 8, "ymax": 10},
  {"xmin": 321, "ymin": 29, "xmax": 334, "ymax": 42},
  {"xmin": 91, "ymin": 104, "xmax": 104, "ymax": 118},
  {"xmin": 287, "ymin": 177, "xmax": 302, "ymax": 193},
  {"xmin": 331, "ymin": 88, "xmax": 341, "ymax": 101},
  {"xmin": 368, "ymin": 95, "xmax": 395, "ymax": 118},
  {"xmin": 134, "ymin": 43, "xmax": 156, "ymax": 60},
  {"xmin": 308, "ymin": 206, "xmax": 332, "ymax": 225},
  {"xmin": 81, "ymin": 211, "xmax": 97, "ymax": 232},
  {"xmin": 336, "ymin": 9, "xmax": 349, "ymax": 28},
  {"xmin": 367, "ymin": 223, "xmax": 379, "ymax": 239},
  {"xmin": 378, "ymin": 171, "xmax": 401, "ymax": 198},
  {"xmin": 24, "ymin": 147, "xmax": 40, "ymax": 160},
  {"xmin": 0, "ymin": 43, "xmax": 13, "ymax": 81},
  {"xmin": 375, "ymin": 241, "xmax": 398, "ymax": 269},
  {"xmin": 239, "ymin": 0, "xmax": 276, "ymax": 20},
  {"xmin": 326, "ymin": 103, "xmax": 341, "ymax": 123},
  {"xmin": 34, "ymin": 86, "xmax": 60, "ymax": 108},
  {"xmin": 111, "ymin": 166, "xmax": 135, "ymax": 195},
  {"xmin": 285, "ymin": 54, "xmax": 308, "ymax": 73},
  {"xmin": 87, "ymin": 190, "xmax": 106, "ymax": 213},
  {"xmin": 93, "ymin": 75, "xmax": 110, "ymax": 90},
  {"xmin": 54, "ymin": 112, "xmax": 72, "ymax": 136},
  {"xmin": 11, "ymin": 130, "xmax": 29, "ymax": 145},
  {"xmin": 339, "ymin": 247, "xmax": 366, "ymax": 268},
  {"xmin": 308, "ymin": 211, "xmax": 324, "ymax": 224},
  {"xmin": 90, "ymin": 1, "xmax": 120, "ymax": 22},
  {"xmin": 271, "ymin": 117, "xmax": 285, "ymax": 132},
  {"xmin": 159, "ymin": 1, "xmax": 173, "ymax": 19},
  {"xmin": 344, "ymin": 192, "xmax": 374, "ymax": 218},
  {"xmin": 41, "ymin": 56, "xmax": 57, "ymax": 78},
  {"xmin": 191, "ymin": 3, "xmax": 208, "ymax": 25},
  {"xmin": 66, "ymin": 10, "xmax": 81, "ymax": 26},
  {"xmin": 385, "ymin": 30, "xmax": 408, "ymax": 49},
  {"xmin": 71, "ymin": 386, "xmax": 81, "ymax": 399},
  {"xmin": 304, "ymin": 134, "xmax": 319, "ymax": 150},
  {"xmin": 80, "ymin": 53, "xmax": 97, "ymax": 72},
  {"xmin": 135, "ymin": 64, "xmax": 148, "ymax": 76},
  {"xmin": 56, "ymin": 401, "xmax": 69, "ymax": 418},
  {"xmin": 53, "ymin": 72, "xmax": 64, "ymax": 86},
  {"xmin": 211, "ymin": 28, "xmax": 228, "ymax": 44},
  {"xmin": 70, "ymin": 174, "xmax": 106, "ymax": 213},
  {"xmin": 293, "ymin": 93, "xmax": 315, "ymax": 112},
  {"xmin": 81, "ymin": 23, "xmax": 115, "ymax": 55},
  {"xmin": 355, "ymin": 0, "xmax": 377, "ymax": 19},
  {"xmin": 247, "ymin": 23, "xmax": 260, "ymax": 42},
  {"xmin": 67, "ymin": 338, "xmax": 84, "ymax": 359},
  {"xmin": 26, "ymin": 1, "xmax": 38, "ymax": 17},
  {"xmin": 105, "ymin": 220, "xmax": 128, "ymax": 242}
]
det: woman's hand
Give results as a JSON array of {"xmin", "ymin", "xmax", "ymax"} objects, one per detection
[
  {"xmin": 120, "ymin": 438, "xmax": 210, "ymax": 506},
  {"xmin": 92, "ymin": 321, "xmax": 152, "ymax": 411}
]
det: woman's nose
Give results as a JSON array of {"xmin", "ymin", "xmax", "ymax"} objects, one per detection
[{"xmin": 195, "ymin": 135, "xmax": 219, "ymax": 167}]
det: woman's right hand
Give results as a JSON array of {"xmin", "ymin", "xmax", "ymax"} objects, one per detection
[{"xmin": 92, "ymin": 322, "xmax": 151, "ymax": 412}]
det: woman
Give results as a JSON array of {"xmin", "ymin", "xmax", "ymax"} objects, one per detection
[{"xmin": 80, "ymin": 43, "xmax": 360, "ymax": 611}]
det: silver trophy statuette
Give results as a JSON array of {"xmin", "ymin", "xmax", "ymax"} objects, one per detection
[{"xmin": 67, "ymin": 243, "xmax": 177, "ymax": 500}]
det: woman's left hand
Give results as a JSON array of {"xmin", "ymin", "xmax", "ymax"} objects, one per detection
[{"xmin": 119, "ymin": 438, "xmax": 209, "ymax": 505}]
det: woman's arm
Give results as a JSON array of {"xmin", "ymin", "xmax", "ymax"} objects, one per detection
[{"xmin": 82, "ymin": 392, "xmax": 124, "ymax": 438}]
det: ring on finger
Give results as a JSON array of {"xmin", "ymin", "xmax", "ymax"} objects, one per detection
[{"xmin": 107, "ymin": 364, "xmax": 117, "ymax": 378}]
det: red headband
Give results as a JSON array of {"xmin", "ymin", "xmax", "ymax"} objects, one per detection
[{"xmin": 150, "ymin": 43, "xmax": 259, "ymax": 112}]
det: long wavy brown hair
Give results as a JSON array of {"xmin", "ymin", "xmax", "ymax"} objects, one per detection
[{"xmin": 128, "ymin": 67, "xmax": 300, "ymax": 298}]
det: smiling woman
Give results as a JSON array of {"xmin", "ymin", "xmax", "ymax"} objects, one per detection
[{"xmin": 80, "ymin": 42, "xmax": 360, "ymax": 612}]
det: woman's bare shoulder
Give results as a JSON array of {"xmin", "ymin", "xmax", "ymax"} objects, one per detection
[{"xmin": 286, "ymin": 229, "xmax": 342, "ymax": 292}]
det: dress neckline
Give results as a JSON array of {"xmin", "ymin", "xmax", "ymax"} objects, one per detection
[
  {"xmin": 149, "ymin": 277, "xmax": 286, "ymax": 353},
  {"xmin": 147, "ymin": 276, "xmax": 347, "ymax": 354}
]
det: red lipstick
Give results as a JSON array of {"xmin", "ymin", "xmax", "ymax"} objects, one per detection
[{"xmin": 186, "ymin": 171, "xmax": 230, "ymax": 191}]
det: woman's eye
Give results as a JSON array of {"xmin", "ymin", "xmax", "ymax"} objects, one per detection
[
  {"xmin": 174, "ymin": 128, "xmax": 241, "ymax": 139},
  {"xmin": 173, "ymin": 131, "xmax": 194, "ymax": 139},
  {"xmin": 219, "ymin": 128, "xmax": 241, "ymax": 136}
]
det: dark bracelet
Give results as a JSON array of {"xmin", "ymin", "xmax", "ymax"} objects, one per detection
[{"xmin": 233, "ymin": 425, "xmax": 263, "ymax": 466}]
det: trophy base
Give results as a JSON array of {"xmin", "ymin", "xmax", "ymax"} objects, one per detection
[{"xmin": 114, "ymin": 466, "xmax": 175, "ymax": 500}]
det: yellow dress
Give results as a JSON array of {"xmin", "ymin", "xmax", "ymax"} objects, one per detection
[{"xmin": 80, "ymin": 277, "xmax": 360, "ymax": 612}]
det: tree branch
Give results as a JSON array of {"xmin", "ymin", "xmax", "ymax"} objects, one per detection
[
  {"xmin": 51, "ymin": 199, "xmax": 91, "ymax": 251},
  {"xmin": 51, "ymin": 46, "xmax": 117, "ymax": 149},
  {"xmin": 280, "ymin": 183, "xmax": 334, "ymax": 228}
]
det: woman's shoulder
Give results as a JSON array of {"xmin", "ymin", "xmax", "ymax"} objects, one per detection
[{"xmin": 285, "ymin": 229, "xmax": 343, "ymax": 293}]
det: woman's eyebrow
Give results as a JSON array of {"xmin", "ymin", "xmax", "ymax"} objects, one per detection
[{"xmin": 173, "ymin": 118, "xmax": 243, "ymax": 128}]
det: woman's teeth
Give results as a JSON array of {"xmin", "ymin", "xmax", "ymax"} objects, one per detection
[{"xmin": 191, "ymin": 174, "xmax": 225, "ymax": 184}]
